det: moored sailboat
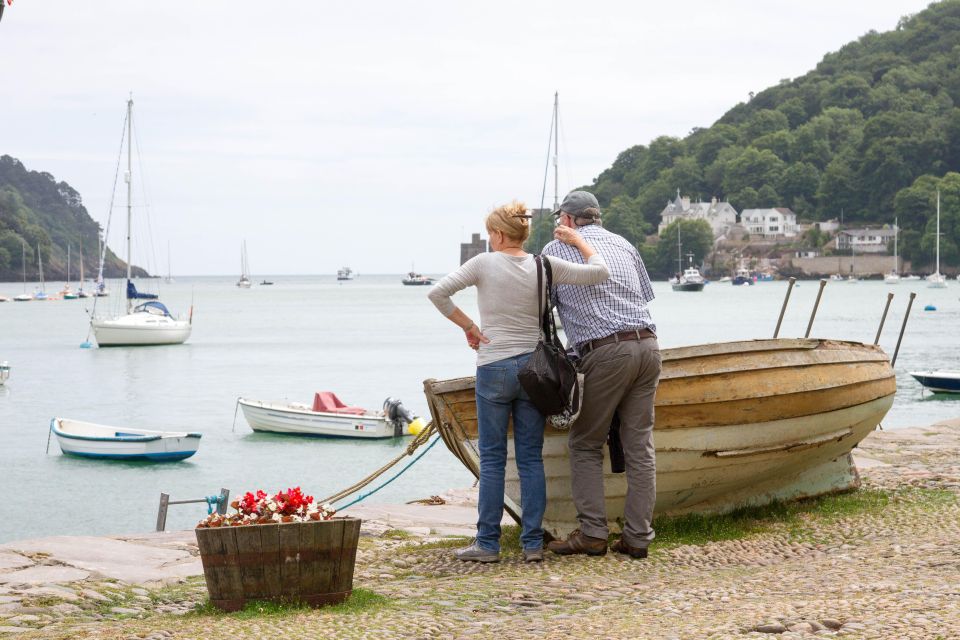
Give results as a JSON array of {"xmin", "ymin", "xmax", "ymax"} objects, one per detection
[
  {"xmin": 237, "ymin": 240, "xmax": 252, "ymax": 288},
  {"xmin": 927, "ymin": 190, "xmax": 947, "ymax": 288},
  {"xmin": 14, "ymin": 242, "xmax": 32, "ymax": 301},
  {"xmin": 884, "ymin": 218, "xmax": 900, "ymax": 284},
  {"xmin": 90, "ymin": 96, "xmax": 192, "ymax": 347}
]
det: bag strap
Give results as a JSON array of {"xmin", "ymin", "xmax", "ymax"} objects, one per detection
[{"xmin": 541, "ymin": 256, "xmax": 563, "ymax": 348}]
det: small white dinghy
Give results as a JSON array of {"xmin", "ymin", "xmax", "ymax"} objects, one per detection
[
  {"xmin": 238, "ymin": 393, "xmax": 425, "ymax": 439},
  {"xmin": 50, "ymin": 418, "xmax": 202, "ymax": 461}
]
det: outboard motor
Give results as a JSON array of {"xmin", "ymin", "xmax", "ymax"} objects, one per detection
[{"xmin": 383, "ymin": 398, "xmax": 418, "ymax": 437}]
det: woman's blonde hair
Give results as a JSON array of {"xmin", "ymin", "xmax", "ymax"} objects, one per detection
[{"xmin": 485, "ymin": 200, "xmax": 532, "ymax": 244}]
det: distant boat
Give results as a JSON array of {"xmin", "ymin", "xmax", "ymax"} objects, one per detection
[
  {"xmin": 337, "ymin": 267, "xmax": 354, "ymax": 281},
  {"xmin": 928, "ymin": 191, "xmax": 947, "ymax": 288},
  {"xmin": 94, "ymin": 232, "xmax": 110, "ymax": 297},
  {"xmin": 902, "ymin": 274, "xmax": 921, "ymax": 281},
  {"xmin": 884, "ymin": 219, "xmax": 900, "ymax": 284},
  {"xmin": 668, "ymin": 226, "xmax": 704, "ymax": 292},
  {"xmin": 238, "ymin": 394, "xmax": 423, "ymax": 439},
  {"xmin": 0, "ymin": 361, "xmax": 9, "ymax": 385},
  {"xmin": 50, "ymin": 417, "xmax": 202, "ymax": 461},
  {"xmin": 909, "ymin": 371, "xmax": 960, "ymax": 394},
  {"xmin": 77, "ymin": 240, "xmax": 91, "ymax": 298},
  {"xmin": 34, "ymin": 245, "xmax": 49, "ymax": 300},
  {"xmin": 402, "ymin": 271, "xmax": 435, "ymax": 286},
  {"xmin": 165, "ymin": 241, "xmax": 175, "ymax": 284},
  {"xmin": 260, "ymin": 280, "xmax": 274, "ymax": 286},
  {"xmin": 732, "ymin": 267, "xmax": 755, "ymax": 286},
  {"xmin": 62, "ymin": 245, "xmax": 79, "ymax": 299},
  {"xmin": 14, "ymin": 242, "xmax": 31, "ymax": 301},
  {"xmin": 237, "ymin": 240, "xmax": 252, "ymax": 288},
  {"xmin": 0, "ymin": 296, "xmax": 9, "ymax": 303},
  {"xmin": 90, "ymin": 96, "xmax": 192, "ymax": 347}
]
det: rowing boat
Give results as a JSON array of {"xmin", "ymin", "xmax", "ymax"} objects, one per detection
[{"xmin": 423, "ymin": 338, "xmax": 895, "ymax": 539}]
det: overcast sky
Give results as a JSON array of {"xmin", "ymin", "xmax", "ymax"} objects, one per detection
[{"xmin": 0, "ymin": 1, "xmax": 935, "ymax": 275}]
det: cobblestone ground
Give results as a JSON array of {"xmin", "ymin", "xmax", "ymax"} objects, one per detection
[{"xmin": 2, "ymin": 422, "xmax": 959, "ymax": 640}]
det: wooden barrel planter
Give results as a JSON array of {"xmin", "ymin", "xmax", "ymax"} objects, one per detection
[{"xmin": 195, "ymin": 517, "xmax": 361, "ymax": 612}]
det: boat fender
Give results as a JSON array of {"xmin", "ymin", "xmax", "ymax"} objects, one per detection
[
  {"xmin": 924, "ymin": 304, "xmax": 937, "ymax": 311},
  {"xmin": 407, "ymin": 417, "xmax": 427, "ymax": 436}
]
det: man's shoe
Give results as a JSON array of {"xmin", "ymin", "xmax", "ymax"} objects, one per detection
[
  {"xmin": 522, "ymin": 548, "xmax": 544, "ymax": 563},
  {"xmin": 610, "ymin": 537, "xmax": 648, "ymax": 559},
  {"xmin": 454, "ymin": 543, "xmax": 500, "ymax": 563},
  {"xmin": 546, "ymin": 529, "xmax": 607, "ymax": 556}
]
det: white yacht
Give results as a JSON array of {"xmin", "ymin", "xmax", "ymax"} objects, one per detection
[
  {"xmin": 928, "ymin": 191, "xmax": 947, "ymax": 288},
  {"xmin": 91, "ymin": 96, "xmax": 192, "ymax": 347}
]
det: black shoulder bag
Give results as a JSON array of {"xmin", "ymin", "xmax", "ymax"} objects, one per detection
[{"xmin": 518, "ymin": 255, "xmax": 583, "ymax": 426}]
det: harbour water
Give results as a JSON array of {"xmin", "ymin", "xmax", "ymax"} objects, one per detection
[{"xmin": 1, "ymin": 275, "xmax": 958, "ymax": 543}]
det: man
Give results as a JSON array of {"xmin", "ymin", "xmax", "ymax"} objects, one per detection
[{"xmin": 541, "ymin": 190, "xmax": 660, "ymax": 559}]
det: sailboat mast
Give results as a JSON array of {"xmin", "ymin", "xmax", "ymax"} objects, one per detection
[
  {"xmin": 67, "ymin": 244, "xmax": 71, "ymax": 283},
  {"xmin": 893, "ymin": 217, "xmax": 898, "ymax": 274},
  {"xmin": 552, "ymin": 92, "xmax": 559, "ymax": 212},
  {"xmin": 21, "ymin": 242, "xmax": 26, "ymax": 293},
  {"xmin": 936, "ymin": 190, "xmax": 941, "ymax": 275},
  {"xmin": 677, "ymin": 224, "xmax": 682, "ymax": 274},
  {"xmin": 125, "ymin": 95, "xmax": 133, "ymax": 311}
]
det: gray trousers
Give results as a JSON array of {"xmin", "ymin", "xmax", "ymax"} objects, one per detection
[{"xmin": 569, "ymin": 337, "xmax": 661, "ymax": 547}]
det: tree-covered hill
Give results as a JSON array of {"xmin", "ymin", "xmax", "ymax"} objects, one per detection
[
  {"xmin": 584, "ymin": 0, "xmax": 960, "ymax": 269},
  {"xmin": 0, "ymin": 155, "xmax": 146, "ymax": 282}
]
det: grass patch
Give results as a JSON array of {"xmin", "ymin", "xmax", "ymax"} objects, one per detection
[
  {"xmin": 192, "ymin": 588, "xmax": 391, "ymax": 618},
  {"xmin": 651, "ymin": 487, "xmax": 920, "ymax": 548},
  {"xmin": 397, "ymin": 535, "xmax": 471, "ymax": 552},
  {"xmin": 380, "ymin": 528, "xmax": 412, "ymax": 540}
]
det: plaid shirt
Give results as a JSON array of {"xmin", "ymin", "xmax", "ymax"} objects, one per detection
[{"xmin": 542, "ymin": 224, "xmax": 656, "ymax": 352}]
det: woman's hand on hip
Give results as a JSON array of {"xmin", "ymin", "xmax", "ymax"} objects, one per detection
[{"xmin": 465, "ymin": 325, "xmax": 489, "ymax": 351}]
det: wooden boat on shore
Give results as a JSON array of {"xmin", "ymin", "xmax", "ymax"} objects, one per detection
[
  {"xmin": 50, "ymin": 418, "xmax": 202, "ymax": 461},
  {"xmin": 424, "ymin": 338, "xmax": 896, "ymax": 539}
]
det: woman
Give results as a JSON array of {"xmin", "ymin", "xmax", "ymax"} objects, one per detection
[{"xmin": 428, "ymin": 201, "xmax": 609, "ymax": 563}]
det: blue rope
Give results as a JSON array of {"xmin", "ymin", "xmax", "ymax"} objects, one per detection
[
  {"xmin": 336, "ymin": 435, "xmax": 441, "ymax": 511},
  {"xmin": 205, "ymin": 495, "xmax": 222, "ymax": 514}
]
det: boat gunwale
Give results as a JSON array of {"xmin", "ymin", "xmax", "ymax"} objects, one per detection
[{"xmin": 51, "ymin": 418, "xmax": 202, "ymax": 442}]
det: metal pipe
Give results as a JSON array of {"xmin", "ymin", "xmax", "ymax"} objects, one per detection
[
  {"xmin": 891, "ymin": 292, "xmax": 917, "ymax": 368},
  {"xmin": 874, "ymin": 292, "xmax": 895, "ymax": 345},
  {"xmin": 804, "ymin": 279, "xmax": 828, "ymax": 338},
  {"xmin": 773, "ymin": 277, "xmax": 796, "ymax": 338}
]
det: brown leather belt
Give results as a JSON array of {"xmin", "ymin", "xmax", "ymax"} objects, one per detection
[{"xmin": 578, "ymin": 328, "xmax": 656, "ymax": 358}]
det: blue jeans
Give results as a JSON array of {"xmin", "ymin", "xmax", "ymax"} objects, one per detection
[{"xmin": 475, "ymin": 352, "xmax": 546, "ymax": 552}]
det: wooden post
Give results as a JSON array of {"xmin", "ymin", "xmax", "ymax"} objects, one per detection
[
  {"xmin": 804, "ymin": 279, "xmax": 828, "ymax": 338},
  {"xmin": 773, "ymin": 277, "xmax": 796, "ymax": 338},
  {"xmin": 874, "ymin": 292, "xmax": 894, "ymax": 345},
  {"xmin": 156, "ymin": 493, "xmax": 170, "ymax": 532},
  {"xmin": 891, "ymin": 292, "xmax": 916, "ymax": 368}
]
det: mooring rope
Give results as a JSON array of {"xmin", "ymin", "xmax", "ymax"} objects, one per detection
[
  {"xmin": 317, "ymin": 421, "xmax": 438, "ymax": 507},
  {"xmin": 333, "ymin": 434, "xmax": 442, "ymax": 511}
]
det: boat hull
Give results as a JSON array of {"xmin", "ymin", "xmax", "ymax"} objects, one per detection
[
  {"xmin": 671, "ymin": 282, "xmax": 704, "ymax": 292},
  {"xmin": 92, "ymin": 315, "xmax": 191, "ymax": 346},
  {"xmin": 238, "ymin": 398, "xmax": 401, "ymax": 439},
  {"xmin": 51, "ymin": 418, "xmax": 201, "ymax": 461},
  {"xmin": 424, "ymin": 338, "xmax": 896, "ymax": 539},
  {"xmin": 909, "ymin": 371, "xmax": 960, "ymax": 394}
]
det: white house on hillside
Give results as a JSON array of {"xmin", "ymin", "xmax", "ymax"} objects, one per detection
[
  {"xmin": 658, "ymin": 193, "xmax": 738, "ymax": 238},
  {"xmin": 740, "ymin": 208, "xmax": 798, "ymax": 238},
  {"xmin": 837, "ymin": 228, "xmax": 897, "ymax": 254}
]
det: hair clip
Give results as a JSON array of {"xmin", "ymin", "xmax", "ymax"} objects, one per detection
[{"xmin": 512, "ymin": 214, "xmax": 533, "ymax": 220}]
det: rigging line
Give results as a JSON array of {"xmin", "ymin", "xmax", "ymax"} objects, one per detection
[
  {"xmin": 87, "ymin": 109, "xmax": 128, "ymax": 331},
  {"xmin": 557, "ymin": 110, "xmax": 573, "ymax": 192},
  {"xmin": 537, "ymin": 101, "xmax": 557, "ymax": 249}
]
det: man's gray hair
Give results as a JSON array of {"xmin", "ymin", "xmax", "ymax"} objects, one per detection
[{"xmin": 574, "ymin": 207, "xmax": 602, "ymax": 227}]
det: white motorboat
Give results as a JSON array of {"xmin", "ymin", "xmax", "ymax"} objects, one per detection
[
  {"xmin": 337, "ymin": 267, "xmax": 354, "ymax": 281},
  {"xmin": 402, "ymin": 271, "xmax": 434, "ymax": 286},
  {"xmin": 90, "ymin": 97, "xmax": 192, "ymax": 347},
  {"xmin": 237, "ymin": 240, "xmax": 252, "ymax": 288},
  {"xmin": 50, "ymin": 417, "xmax": 201, "ymax": 461},
  {"xmin": 238, "ymin": 394, "xmax": 425, "ymax": 439},
  {"xmin": 0, "ymin": 361, "xmax": 9, "ymax": 385},
  {"xmin": 928, "ymin": 191, "xmax": 947, "ymax": 288},
  {"xmin": 0, "ymin": 295, "xmax": 9, "ymax": 302}
]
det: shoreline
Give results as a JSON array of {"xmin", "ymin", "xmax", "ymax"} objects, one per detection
[{"xmin": 0, "ymin": 420, "xmax": 958, "ymax": 638}]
